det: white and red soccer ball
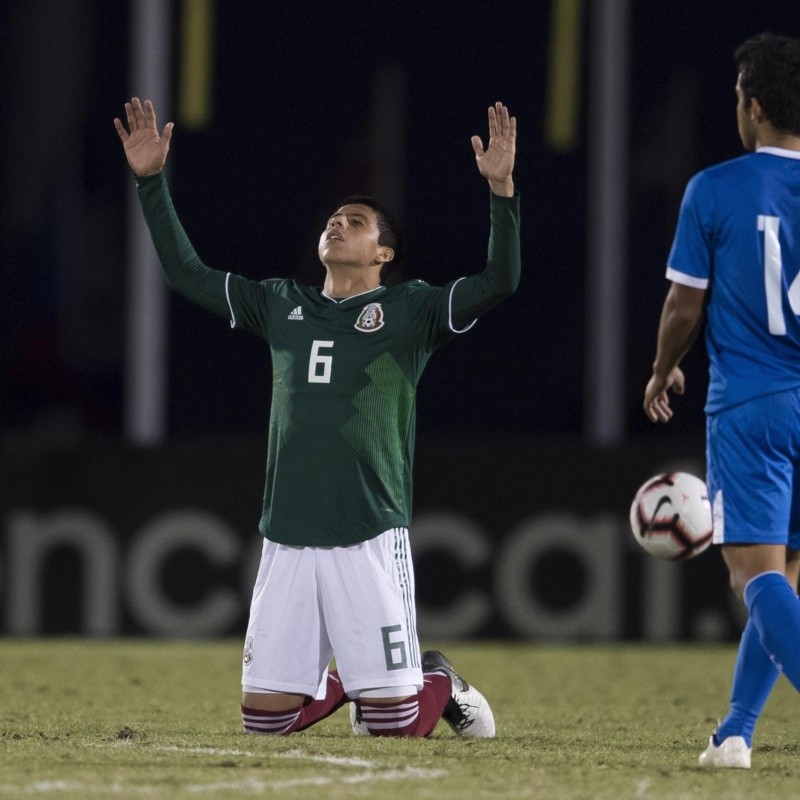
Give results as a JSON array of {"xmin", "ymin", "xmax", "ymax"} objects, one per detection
[{"xmin": 629, "ymin": 471, "xmax": 713, "ymax": 561}]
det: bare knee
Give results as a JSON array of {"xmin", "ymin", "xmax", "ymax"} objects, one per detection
[
  {"xmin": 722, "ymin": 543, "xmax": 790, "ymax": 603},
  {"xmin": 725, "ymin": 567, "xmax": 749, "ymax": 602},
  {"xmin": 721, "ymin": 546, "xmax": 755, "ymax": 600},
  {"xmin": 242, "ymin": 691, "xmax": 306, "ymax": 711}
]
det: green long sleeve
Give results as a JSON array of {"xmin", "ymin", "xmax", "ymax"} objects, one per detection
[
  {"xmin": 135, "ymin": 171, "xmax": 231, "ymax": 318},
  {"xmin": 449, "ymin": 193, "xmax": 521, "ymax": 330}
]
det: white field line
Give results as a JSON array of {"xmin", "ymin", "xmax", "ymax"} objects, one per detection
[
  {"xmin": 0, "ymin": 767, "xmax": 447, "ymax": 795},
  {"xmin": 102, "ymin": 743, "xmax": 378, "ymax": 768},
  {"xmin": 0, "ymin": 782, "xmax": 156, "ymax": 795},
  {"xmin": 4, "ymin": 744, "xmax": 449, "ymax": 794},
  {"xmin": 154, "ymin": 745, "xmax": 377, "ymax": 768},
  {"xmin": 186, "ymin": 767, "xmax": 448, "ymax": 793}
]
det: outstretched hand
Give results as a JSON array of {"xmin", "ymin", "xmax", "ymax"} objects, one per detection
[
  {"xmin": 471, "ymin": 102, "xmax": 516, "ymax": 197},
  {"xmin": 114, "ymin": 98, "xmax": 174, "ymax": 177}
]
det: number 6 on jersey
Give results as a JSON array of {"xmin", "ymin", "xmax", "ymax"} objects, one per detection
[{"xmin": 308, "ymin": 340, "xmax": 334, "ymax": 383}]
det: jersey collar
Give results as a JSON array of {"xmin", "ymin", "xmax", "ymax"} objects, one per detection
[
  {"xmin": 320, "ymin": 285, "xmax": 386, "ymax": 304},
  {"xmin": 756, "ymin": 146, "xmax": 800, "ymax": 160}
]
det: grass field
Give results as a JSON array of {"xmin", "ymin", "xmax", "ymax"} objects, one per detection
[{"xmin": 1, "ymin": 640, "xmax": 799, "ymax": 799}]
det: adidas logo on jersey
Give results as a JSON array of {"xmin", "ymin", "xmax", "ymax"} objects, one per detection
[{"xmin": 288, "ymin": 306, "xmax": 304, "ymax": 320}]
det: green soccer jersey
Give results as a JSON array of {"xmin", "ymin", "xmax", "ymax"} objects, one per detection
[{"xmin": 136, "ymin": 171, "xmax": 521, "ymax": 546}]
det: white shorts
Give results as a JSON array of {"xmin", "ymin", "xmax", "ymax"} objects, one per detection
[{"xmin": 241, "ymin": 527, "xmax": 423, "ymax": 698}]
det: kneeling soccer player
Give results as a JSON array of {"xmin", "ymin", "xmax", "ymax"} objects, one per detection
[{"xmin": 115, "ymin": 96, "xmax": 520, "ymax": 737}]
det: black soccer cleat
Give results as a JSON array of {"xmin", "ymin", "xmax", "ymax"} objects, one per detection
[{"xmin": 422, "ymin": 650, "xmax": 496, "ymax": 737}]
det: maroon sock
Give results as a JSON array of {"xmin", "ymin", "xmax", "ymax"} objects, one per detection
[
  {"xmin": 357, "ymin": 672, "xmax": 451, "ymax": 737},
  {"xmin": 415, "ymin": 672, "xmax": 452, "ymax": 735},
  {"xmin": 242, "ymin": 670, "xmax": 348, "ymax": 736},
  {"xmin": 292, "ymin": 671, "xmax": 348, "ymax": 732}
]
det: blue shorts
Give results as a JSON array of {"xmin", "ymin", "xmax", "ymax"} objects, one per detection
[{"xmin": 706, "ymin": 388, "xmax": 800, "ymax": 547}]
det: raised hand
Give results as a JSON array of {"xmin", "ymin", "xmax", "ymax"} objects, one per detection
[
  {"xmin": 471, "ymin": 102, "xmax": 516, "ymax": 197},
  {"xmin": 114, "ymin": 98, "xmax": 174, "ymax": 177}
]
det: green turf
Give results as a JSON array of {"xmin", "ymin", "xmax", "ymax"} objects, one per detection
[{"xmin": 0, "ymin": 640, "xmax": 798, "ymax": 799}]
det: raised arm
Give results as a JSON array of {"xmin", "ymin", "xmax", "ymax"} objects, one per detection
[
  {"xmin": 446, "ymin": 103, "xmax": 521, "ymax": 330},
  {"xmin": 114, "ymin": 98, "xmax": 231, "ymax": 319}
]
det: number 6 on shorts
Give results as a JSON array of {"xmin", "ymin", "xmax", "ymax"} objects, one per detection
[{"xmin": 381, "ymin": 625, "xmax": 408, "ymax": 670}]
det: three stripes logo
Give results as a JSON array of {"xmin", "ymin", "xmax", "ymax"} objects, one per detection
[{"xmin": 287, "ymin": 306, "xmax": 304, "ymax": 320}]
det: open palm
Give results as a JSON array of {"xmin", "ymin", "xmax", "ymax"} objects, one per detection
[
  {"xmin": 471, "ymin": 102, "xmax": 516, "ymax": 196},
  {"xmin": 114, "ymin": 97, "xmax": 173, "ymax": 177}
]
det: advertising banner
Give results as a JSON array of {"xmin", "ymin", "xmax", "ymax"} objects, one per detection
[{"xmin": 0, "ymin": 435, "xmax": 739, "ymax": 640}]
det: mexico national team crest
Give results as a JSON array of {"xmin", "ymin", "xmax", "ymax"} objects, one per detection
[{"xmin": 354, "ymin": 302, "xmax": 385, "ymax": 332}]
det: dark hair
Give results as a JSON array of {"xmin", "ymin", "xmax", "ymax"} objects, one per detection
[
  {"xmin": 337, "ymin": 195, "xmax": 403, "ymax": 272},
  {"xmin": 735, "ymin": 32, "xmax": 800, "ymax": 136}
]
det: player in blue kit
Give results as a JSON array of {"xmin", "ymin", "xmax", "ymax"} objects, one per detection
[
  {"xmin": 116, "ymin": 96, "xmax": 519, "ymax": 739},
  {"xmin": 643, "ymin": 32, "xmax": 800, "ymax": 768}
]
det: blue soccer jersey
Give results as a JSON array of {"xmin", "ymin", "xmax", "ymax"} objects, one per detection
[{"xmin": 667, "ymin": 147, "xmax": 800, "ymax": 413}]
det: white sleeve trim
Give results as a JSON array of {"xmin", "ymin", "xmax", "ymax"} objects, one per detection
[
  {"xmin": 448, "ymin": 277, "xmax": 478, "ymax": 333},
  {"xmin": 225, "ymin": 272, "xmax": 237, "ymax": 328},
  {"xmin": 666, "ymin": 267, "xmax": 708, "ymax": 290}
]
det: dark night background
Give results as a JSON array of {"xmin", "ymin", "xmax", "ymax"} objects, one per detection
[
  {"xmin": 1, "ymin": 0, "xmax": 798, "ymax": 445},
  {"xmin": 1, "ymin": 1, "xmax": 798, "ymax": 641}
]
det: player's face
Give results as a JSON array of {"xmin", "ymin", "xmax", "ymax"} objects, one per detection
[
  {"xmin": 736, "ymin": 73, "xmax": 757, "ymax": 151},
  {"xmin": 318, "ymin": 204, "xmax": 389, "ymax": 268}
]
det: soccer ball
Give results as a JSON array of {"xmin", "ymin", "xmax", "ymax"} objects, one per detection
[{"xmin": 629, "ymin": 471, "xmax": 713, "ymax": 560}]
